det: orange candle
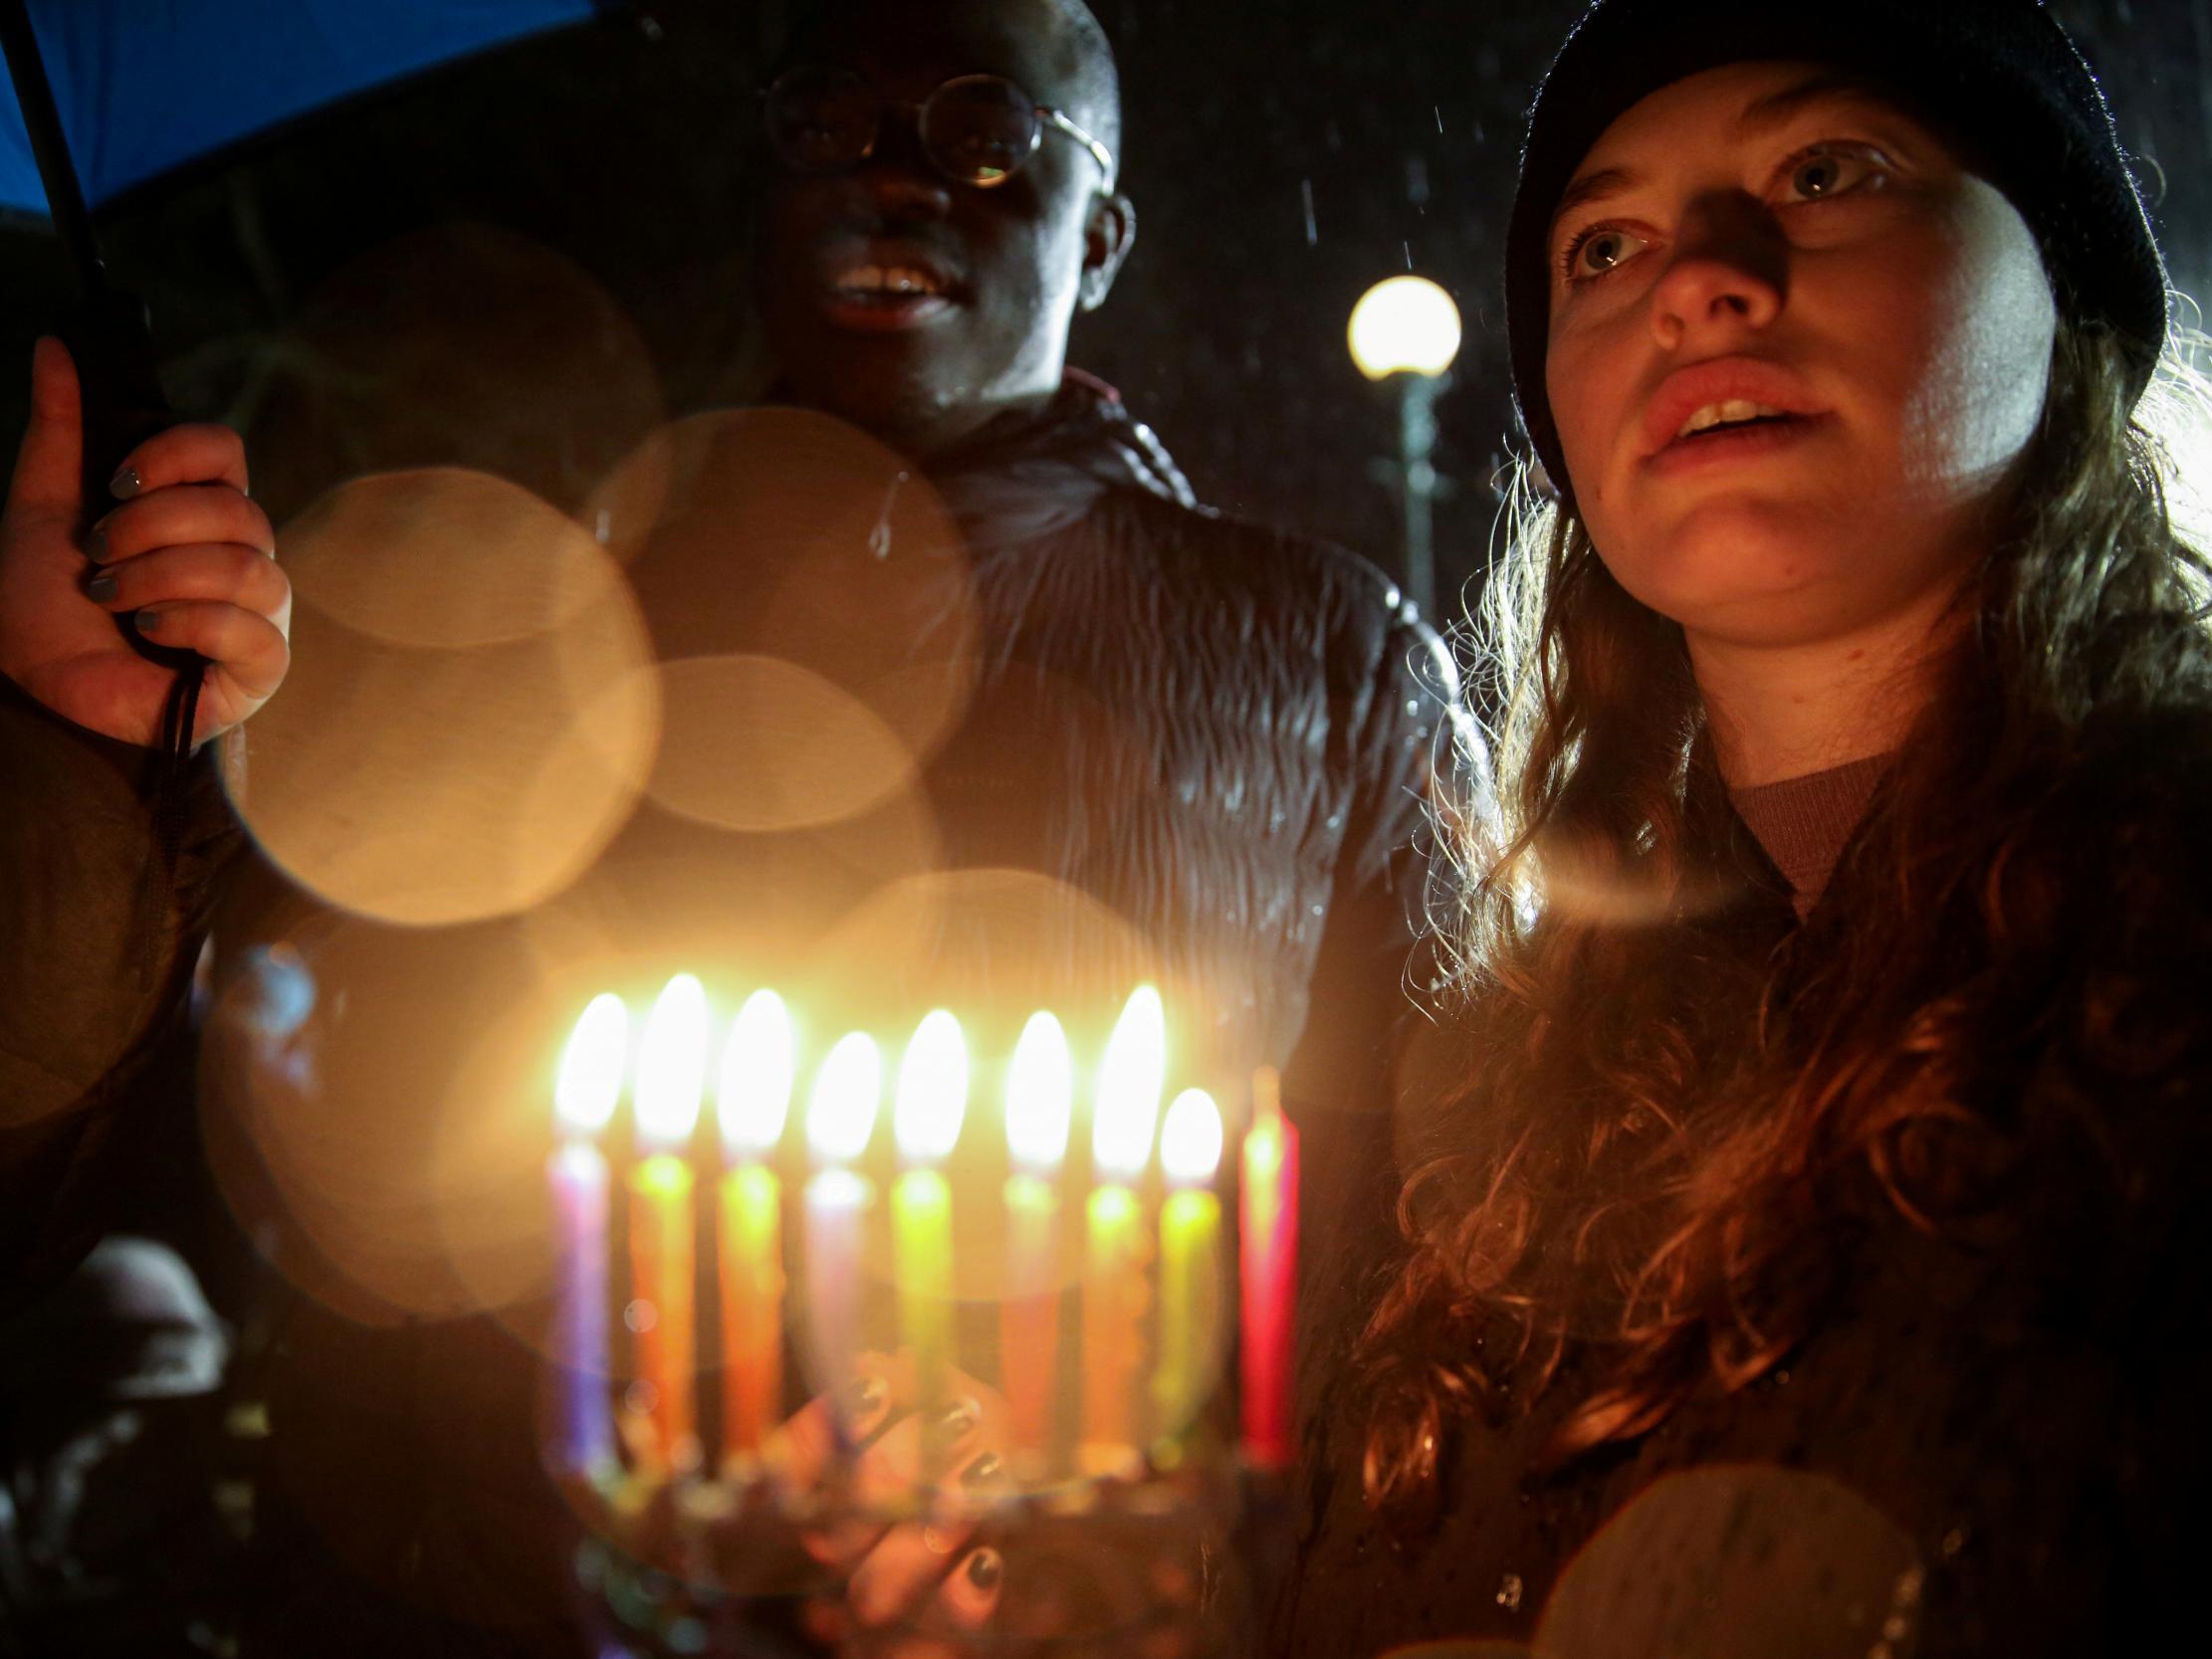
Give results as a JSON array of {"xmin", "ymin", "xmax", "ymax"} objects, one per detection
[
  {"xmin": 1239, "ymin": 1066, "xmax": 1299, "ymax": 1469},
  {"xmin": 1080, "ymin": 986, "xmax": 1165, "ymax": 1475},
  {"xmin": 626, "ymin": 974, "xmax": 707, "ymax": 1478},
  {"xmin": 717, "ymin": 988, "xmax": 793, "ymax": 1468},
  {"xmin": 1001, "ymin": 1011, "xmax": 1072, "ymax": 1473}
]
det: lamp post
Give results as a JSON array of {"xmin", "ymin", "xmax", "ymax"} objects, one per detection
[{"xmin": 1348, "ymin": 275, "xmax": 1462, "ymax": 621}]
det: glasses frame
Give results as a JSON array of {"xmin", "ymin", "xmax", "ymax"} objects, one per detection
[{"xmin": 761, "ymin": 67, "xmax": 1117, "ymax": 193}]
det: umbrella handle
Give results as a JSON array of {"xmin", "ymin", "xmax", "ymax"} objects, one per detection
[{"xmin": 60, "ymin": 288, "xmax": 204, "ymax": 678}]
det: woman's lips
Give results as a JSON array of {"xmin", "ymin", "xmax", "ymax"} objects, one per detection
[{"xmin": 1645, "ymin": 411, "xmax": 1830, "ymax": 478}]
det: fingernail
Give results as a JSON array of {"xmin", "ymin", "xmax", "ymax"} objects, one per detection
[
  {"xmin": 959, "ymin": 1451, "xmax": 1001, "ymax": 1487},
  {"xmin": 86, "ymin": 523, "xmax": 109, "ymax": 561},
  {"xmin": 85, "ymin": 572, "xmax": 116, "ymax": 602},
  {"xmin": 109, "ymin": 466, "xmax": 141, "ymax": 500},
  {"xmin": 841, "ymin": 1373, "xmax": 889, "ymax": 1421},
  {"xmin": 932, "ymin": 1396, "xmax": 982, "ymax": 1437},
  {"xmin": 133, "ymin": 610, "xmax": 163, "ymax": 635},
  {"xmin": 965, "ymin": 1549, "xmax": 1002, "ymax": 1591}
]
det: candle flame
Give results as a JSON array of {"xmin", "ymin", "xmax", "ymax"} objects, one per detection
[
  {"xmin": 1160, "ymin": 1088, "xmax": 1224, "ymax": 1185},
  {"xmin": 1092, "ymin": 984, "xmax": 1167, "ymax": 1179},
  {"xmin": 1005, "ymin": 1010, "xmax": 1073, "ymax": 1172},
  {"xmin": 634, "ymin": 974, "xmax": 709, "ymax": 1150},
  {"xmin": 808, "ymin": 1032, "xmax": 881, "ymax": 1163},
  {"xmin": 719, "ymin": 988, "xmax": 795, "ymax": 1155},
  {"xmin": 894, "ymin": 1009, "xmax": 968, "ymax": 1161},
  {"xmin": 555, "ymin": 992, "xmax": 628, "ymax": 1136}
]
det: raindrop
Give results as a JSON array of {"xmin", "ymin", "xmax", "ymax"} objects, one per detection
[
  {"xmin": 869, "ymin": 469, "xmax": 911, "ymax": 559},
  {"xmin": 1435, "ymin": 105, "xmax": 1444, "ymax": 133},
  {"xmin": 1404, "ymin": 241, "xmax": 1414, "ymax": 270},
  {"xmin": 1300, "ymin": 177, "xmax": 1318, "ymax": 246}
]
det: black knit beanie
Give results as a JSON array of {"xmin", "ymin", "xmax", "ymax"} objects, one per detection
[{"xmin": 1506, "ymin": 0, "xmax": 2168, "ymax": 502}]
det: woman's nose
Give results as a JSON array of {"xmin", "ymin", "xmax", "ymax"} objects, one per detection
[{"xmin": 1649, "ymin": 192, "xmax": 1787, "ymax": 351}]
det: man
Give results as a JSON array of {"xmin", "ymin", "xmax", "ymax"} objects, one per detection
[{"xmin": 0, "ymin": 1, "xmax": 1461, "ymax": 1651}]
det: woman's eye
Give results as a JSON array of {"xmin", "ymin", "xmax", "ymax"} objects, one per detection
[
  {"xmin": 1783, "ymin": 148, "xmax": 1882, "ymax": 203},
  {"xmin": 1566, "ymin": 228, "xmax": 1650, "ymax": 280}
]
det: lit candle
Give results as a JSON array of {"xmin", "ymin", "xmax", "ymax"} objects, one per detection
[
  {"xmin": 1239, "ymin": 1065, "xmax": 1300, "ymax": 1469},
  {"xmin": 717, "ymin": 988, "xmax": 793, "ymax": 1468},
  {"xmin": 550, "ymin": 991, "xmax": 626, "ymax": 1477},
  {"xmin": 627, "ymin": 973, "xmax": 707, "ymax": 1478},
  {"xmin": 1153, "ymin": 1088, "xmax": 1223, "ymax": 1456},
  {"xmin": 803, "ymin": 1032, "xmax": 881, "ymax": 1426},
  {"xmin": 1002, "ymin": 1010, "xmax": 1071, "ymax": 1473},
  {"xmin": 1081, "ymin": 985, "xmax": 1165, "ymax": 1474},
  {"xmin": 892, "ymin": 1010, "xmax": 967, "ymax": 1476}
]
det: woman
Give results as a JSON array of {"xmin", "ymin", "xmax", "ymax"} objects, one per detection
[{"xmin": 1277, "ymin": 2, "xmax": 2211, "ymax": 1654}]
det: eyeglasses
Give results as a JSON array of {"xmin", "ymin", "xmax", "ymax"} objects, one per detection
[{"xmin": 762, "ymin": 66, "xmax": 1116, "ymax": 192}]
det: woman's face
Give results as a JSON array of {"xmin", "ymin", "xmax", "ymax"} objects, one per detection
[{"xmin": 1544, "ymin": 62, "xmax": 2057, "ymax": 652}]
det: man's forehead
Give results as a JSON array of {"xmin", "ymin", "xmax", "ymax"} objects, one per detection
[{"xmin": 792, "ymin": 0, "xmax": 1092, "ymax": 104}]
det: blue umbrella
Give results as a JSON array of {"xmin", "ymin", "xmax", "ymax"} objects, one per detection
[
  {"xmin": 3, "ymin": 0, "xmax": 610, "ymax": 280},
  {"xmin": 0, "ymin": 0, "xmax": 617, "ymax": 743}
]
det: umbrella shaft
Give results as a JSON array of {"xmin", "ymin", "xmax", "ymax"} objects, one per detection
[{"xmin": 0, "ymin": 0, "xmax": 107, "ymax": 291}]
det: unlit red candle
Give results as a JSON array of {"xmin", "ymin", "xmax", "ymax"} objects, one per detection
[
  {"xmin": 1239, "ymin": 1065, "xmax": 1299, "ymax": 1469},
  {"xmin": 717, "ymin": 988, "xmax": 793, "ymax": 1465},
  {"xmin": 627, "ymin": 974, "xmax": 707, "ymax": 1478}
]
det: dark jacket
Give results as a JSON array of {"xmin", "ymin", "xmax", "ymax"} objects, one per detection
[
  {"xmin": 0, "ymin": 380, "xmax": 1460, "ymax": 1655},
  {"xmin": 1274, "ymin": 708, "xmax": 2212, "ymax": 1659}
]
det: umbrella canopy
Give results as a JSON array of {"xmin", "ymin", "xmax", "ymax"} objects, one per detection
[{"xmin": 1, "ymin": 0, "xmax": 603, "ymax": 220}]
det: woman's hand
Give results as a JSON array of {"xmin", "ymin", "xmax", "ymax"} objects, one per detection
[
  {"xmin": 777, "ymin": 1354, "xmax": 1009, "ymax": 1654},
  {"xmin": 0, "ymin": 336, "xmax": 290, "ymax": 747}
]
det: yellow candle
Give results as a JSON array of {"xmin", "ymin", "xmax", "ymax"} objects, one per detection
[
  {"xmin": 1153, "ymin": 1089, "xmax": 1224, "ymax": 1455},
  {"xmin": 717, "ymin": 989, "xmax": 793, "ymax": 1466},
  {"xmin": 1002, "ymin": 1011, "xmax": 1072, "ymax": 1470},
  {"xmin": 893, "ymin": 1010, "xmax": 967, "ymax": 1475},
  {"xmin": 1080, "ymin": 986, "xmax": 1166, "ymax": 1473},
  {"xmin": 626, "ymin": 973, "xmax": 707, "ymax": 1479}
]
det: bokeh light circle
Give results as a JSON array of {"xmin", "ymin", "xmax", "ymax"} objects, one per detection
[{"xmin": 234, "ymin": 468, "xmax": 659, "ymax": 927}]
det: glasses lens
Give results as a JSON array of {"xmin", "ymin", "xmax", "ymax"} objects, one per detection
[
  {"xmin": 765, "ymin": 66, "xmax": 879, "ymax": 172},
  {"xmin": 921, "ymin": 77, "xmax": 1039, "ymax": 185}
]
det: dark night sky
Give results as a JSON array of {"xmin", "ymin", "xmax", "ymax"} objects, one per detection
[{"xmin": 4, "ymin": 0, "xmax": 2210, "ymax": 620}]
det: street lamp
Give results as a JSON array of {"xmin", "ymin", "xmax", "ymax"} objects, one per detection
[{"xmin": 1348, "ymin": 275, "xmax": 1461, "ymax": 620}]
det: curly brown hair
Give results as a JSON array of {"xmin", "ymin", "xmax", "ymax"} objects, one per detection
[{"xmin": 1356, "ymin": 319, "xmax": 2212, "ymax": 1526}]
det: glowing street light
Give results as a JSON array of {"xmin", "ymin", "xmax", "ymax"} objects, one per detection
[
  {"xmin": 1348, "ymin": 274, "xmax": 1462, "ymax": 620},
  {"xmin": 1348, "ymin": 275, "xmax": 1462, "ymax": 382}
]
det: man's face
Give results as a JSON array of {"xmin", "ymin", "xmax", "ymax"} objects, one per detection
[{"xmin": 756, "ymin": 0, "xmax": 1126, "ymax": 455}]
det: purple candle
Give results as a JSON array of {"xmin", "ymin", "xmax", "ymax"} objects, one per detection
[{"xmin": 551, "ymin": 992, "xmax": 628, "ymax": 1477}]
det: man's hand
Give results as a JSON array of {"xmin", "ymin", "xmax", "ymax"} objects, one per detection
[{"xmin": 0, "ymin": 336, "xmax": 290, "ymax": 747}]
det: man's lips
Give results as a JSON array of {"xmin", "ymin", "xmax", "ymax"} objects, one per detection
[
  {"xmin": 811, "ymin": 238, "xmax": 968, "ymax": 331},
  {"xmin": 1639, "ymin": 357, "xmax": 1830, "ymax": 463}
]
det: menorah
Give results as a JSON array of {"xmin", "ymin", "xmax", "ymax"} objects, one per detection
[{"xmin": 544, "ymin": 976, "xmax": 1300, "ymax": 1512}]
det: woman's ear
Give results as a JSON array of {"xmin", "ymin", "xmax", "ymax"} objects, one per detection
[{"xmin": 1079, "ymin": 192, "xmax": 1137, "ymax": 312}]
